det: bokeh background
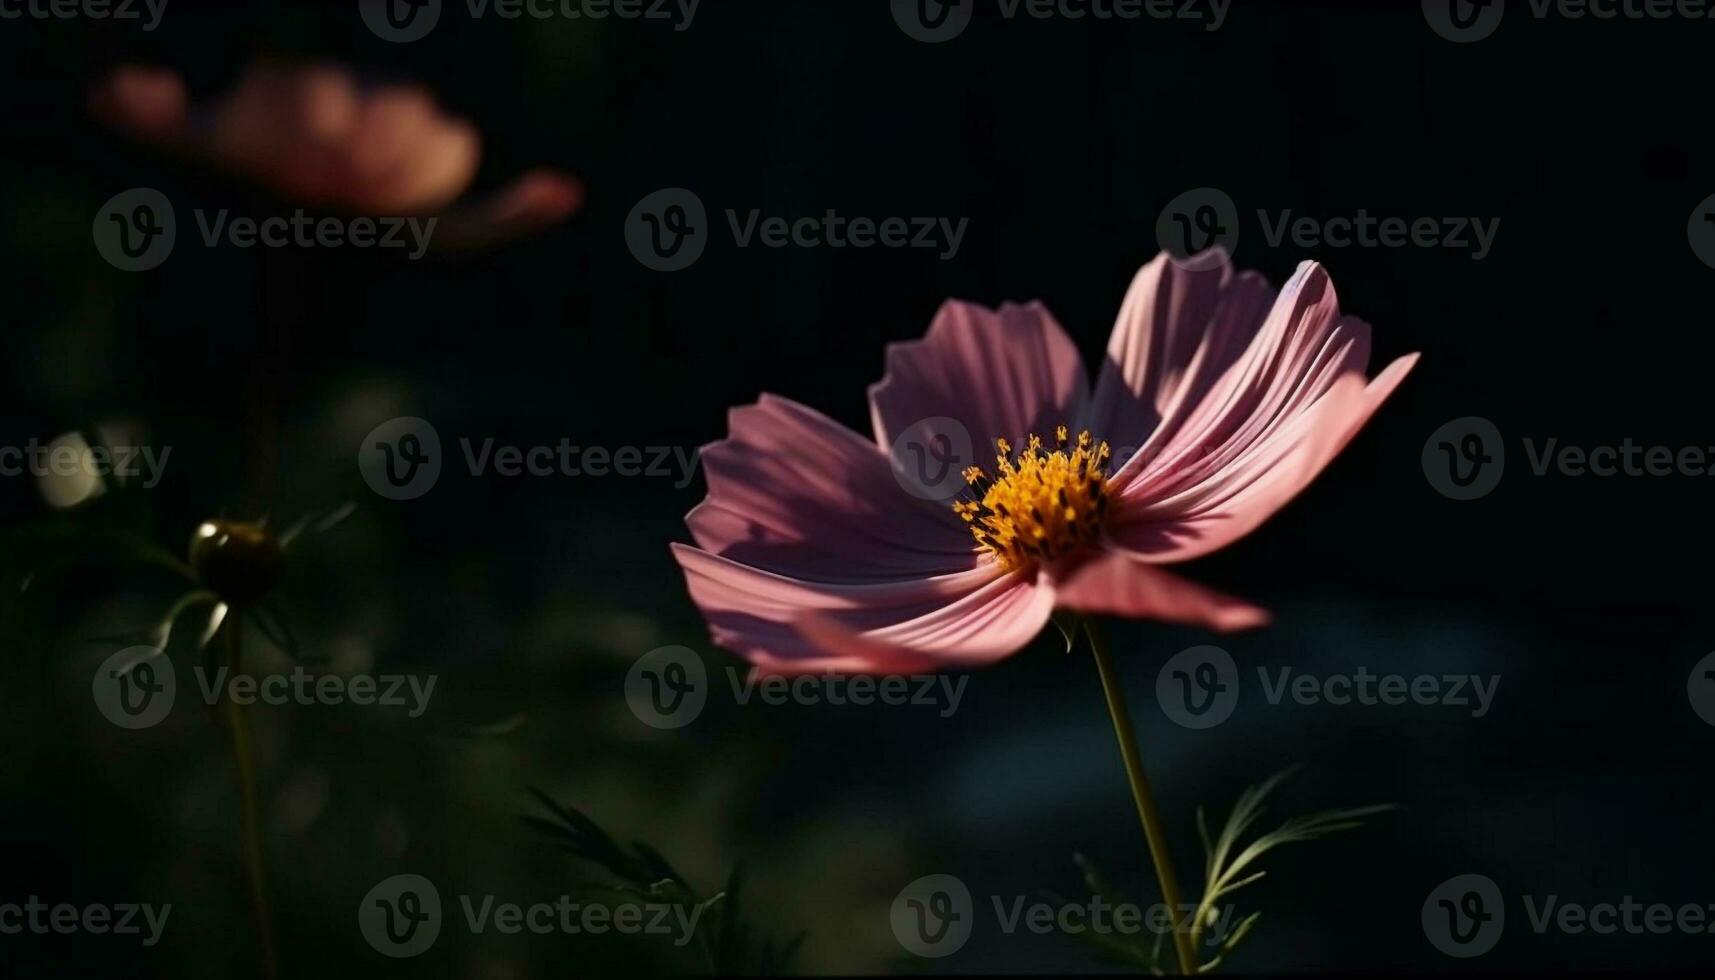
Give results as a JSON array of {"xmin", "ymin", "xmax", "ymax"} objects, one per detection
[{"xmin": 2, "ymin": 0, "xmax": 1714, "ymax": 975}]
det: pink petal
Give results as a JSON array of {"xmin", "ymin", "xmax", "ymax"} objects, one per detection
[
  {"xmin": 791, "ymin": 570, "xmax": 1056, "ymax": 674},
  {"xmin": 1083, "ymin": 249, "xmax": 1273, "ymax": 458},
  {"xmin": 869, "ymin": 300, "xmax": 1088, "ymax": 456},
  {"xmin": 1109, "ymin": 352, "xmax": 1418, "ymax": 562},
  {"xmin": 672, "ymin": 543, "xmax": 1041, "ymax": 674},
  {"xmin": 1049, "ymin": 548, "xmax": 1271, "ymax": 632},
  {"xmin": 691, "ymin": 394, "xmax": 976, "ymax": 582},
  {"xmin": 1109, "ymin": 260, "xmax": 1371, "ymax": 499}
]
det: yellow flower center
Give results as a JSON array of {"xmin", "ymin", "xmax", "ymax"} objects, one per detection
[{"xmin": 952, "ymin": 425, "xmax": 1112, "ymax": 571}]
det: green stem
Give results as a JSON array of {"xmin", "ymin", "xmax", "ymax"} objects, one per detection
[
  {"xmin": 224, "ymin": 613, "xmax": 277, "ymax": 980},
  {"xmin": 1085, "ymin": 620, "xmax": 1197, "ymax": 975}
]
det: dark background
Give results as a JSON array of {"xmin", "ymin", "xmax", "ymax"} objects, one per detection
[{"xmin": 1, "ymin": 0, "xmax": 1712, "ymax": 975}]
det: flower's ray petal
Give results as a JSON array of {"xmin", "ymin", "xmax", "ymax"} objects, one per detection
[
  {"xmin": 1084, "ymin": 248, "xmax": 1271, "ymax": 459},
  {"xmin": 791, "ymin": 571, "xmax": 1056, "ymax": 674},
  {"xmin": 672, "ymin": 543, "xmax": 1043, "ymax": 674},
  {"xmin": 1107, "ymin": 353, "xmax": 1418, "ymax": 562},
  {"xmin": 869, "ymin": 300, "xmax": 1089, "ymax": 456},
  {"xmin": 691, "ymin": 394, "xmax": 975, "ymax": 582},
  {"xmin": 1111, "ymin": 262, "xmax": 1371, "ymax": 501},
  {"xmin": 1048, "ymin": 548, "xmax": 1270, "ymax": 632}
]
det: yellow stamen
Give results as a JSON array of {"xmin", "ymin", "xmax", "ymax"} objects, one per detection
[{"xmin": 952, "ymin": 427, "xmax": 1112, "ymax": 570}]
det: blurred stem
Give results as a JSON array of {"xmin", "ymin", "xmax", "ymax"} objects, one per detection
[
  {"xmin": 224, "ymin": 614, "xmax": 277, "ymax": 980},
  {"xmin": 1085, "ymin": 620, "xmax": 1197, "ymax": 975}
]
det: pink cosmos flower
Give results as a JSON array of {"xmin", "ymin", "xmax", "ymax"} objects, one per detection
[
  {"xmin": 672, "ymin": 251, "xmax": 1418, "ymax": 675},
  {"xmin": 91, "ymin": 63, "xmax": 583, "ymax": 249}
]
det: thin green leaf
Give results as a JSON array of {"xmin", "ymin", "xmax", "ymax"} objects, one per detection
[{"xmin": 1187, "ymin": 768, "xmax": 1393, "ymax": 966}]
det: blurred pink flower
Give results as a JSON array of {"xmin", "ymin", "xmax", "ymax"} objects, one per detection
[
  {"xmin": 91, "ymin": 63, "xmax": 583, "ymax": 249},
  {"xmin": 673, "ymin": 251, "xmax": 1418, "ymax": 674}
]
